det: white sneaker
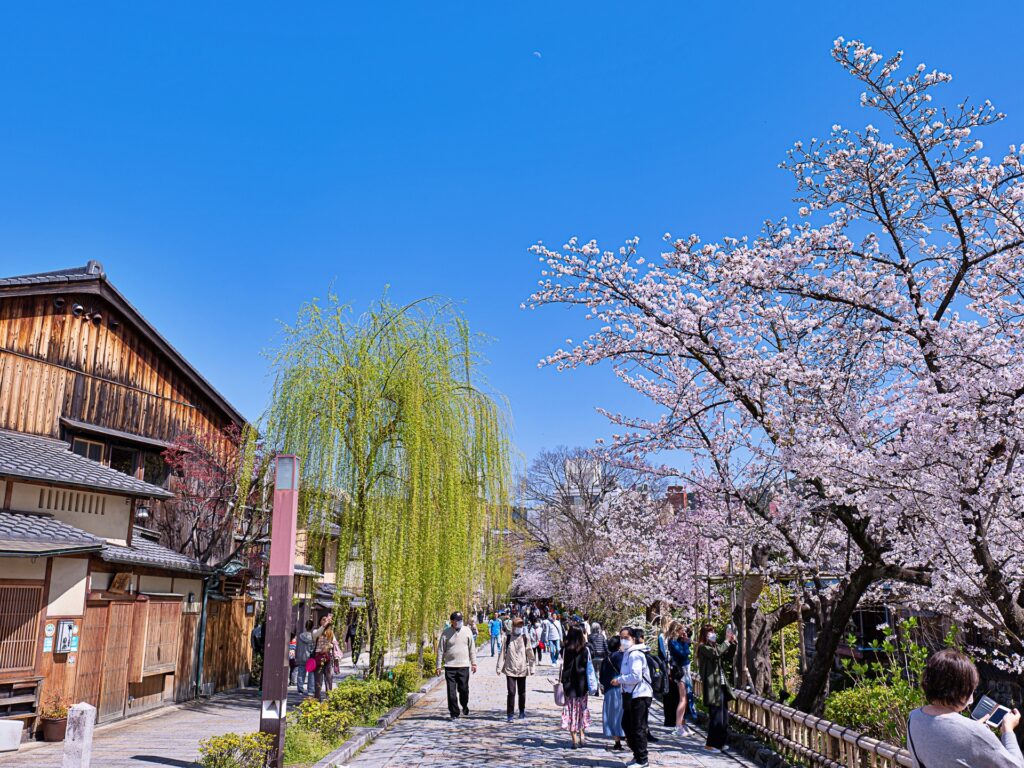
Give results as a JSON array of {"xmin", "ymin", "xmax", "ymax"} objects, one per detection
[{"xmin": 625, "ymin": 761, "xmax": 649, "ymax": 768}]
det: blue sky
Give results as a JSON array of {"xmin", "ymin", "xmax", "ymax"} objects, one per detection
[{"xmin": 2, "ymin": 3, "xmax": 1022, "ymax": 466}]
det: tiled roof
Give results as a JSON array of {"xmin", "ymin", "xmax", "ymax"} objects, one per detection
[
  {"xmin": 0, "ymin": 430, "xmax": 173, "ymax": 498},
  {"xmin": 0, "ymin": 261, "xmax": 105, "ymax": 287},
  {"xmin": 294, "ymin": 563, "xmax": 323, "ymax": 578},
  {"xmin": 101, "ymin": 527, "xmax": 206, "ymax": 573},
  {"xmin": 0, "ymin": 510, "xmax": 104, "ymax": 556}
]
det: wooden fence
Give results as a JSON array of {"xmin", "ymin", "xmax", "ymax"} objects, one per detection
[{"xmin": 692, "ymin": 677, "xmax": 913, "ymax": 768}]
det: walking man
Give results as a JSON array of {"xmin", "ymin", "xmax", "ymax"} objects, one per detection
[
  {"xmin": 549, "ymin": 613, "xmax": 564, "ymax": 664},
  {"xmin": 488, "ymin": 614, "xmax": 503, "ymax": 656},
  {"xmin": 437, "ymin": 611, "xmax": 477, "ymax": 720},
  {"xmin": 611, "ymin": 626, "xmax": 653, "ymax": 768}
]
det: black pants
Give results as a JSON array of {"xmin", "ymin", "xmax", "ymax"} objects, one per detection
[
  {"xmin": 622, "ymin": 692, "xmax": 650, "ymax": 764},
  {"xmin": 505, "ymin": 675, "xmax": 526, "ymax": 716},
  {"xmin": 663, "ymin": 678, "xmax": 680, "ymax": 726},
  {"xmin": 444, "ymin": 667, "xmax": 470, "ymax": 717},
  {"xmin": 706, "ymin": 699, "xmax": 729, "ymax": 748}
]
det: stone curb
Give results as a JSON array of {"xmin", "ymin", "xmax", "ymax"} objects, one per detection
[{"xmin": 312, "ymin": 674, "xmax": 444, "ymax": 768}]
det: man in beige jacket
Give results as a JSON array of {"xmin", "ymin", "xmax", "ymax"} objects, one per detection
[
  {"xmin": 437, "ymin": 611, "xmax": 477, "ymax": 720},
  {"xmin": 496, "ymin": 617, "xmax": 536, "ymax": 721}
]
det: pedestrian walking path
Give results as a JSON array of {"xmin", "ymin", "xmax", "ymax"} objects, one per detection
[
  {"xmin": 0, "ymin": 647, "xmax": 754, "ymax": 767},
  {"xmin": 0, "ymin": 641, "xmax": 404, "ymax": 768},
  {"xmin": 0, "ymin": 688, "xmax": 273, "ymax": 768},
  {"xmin": 347, "ymin": 649, "xmax": 753, "ymax": 768}
]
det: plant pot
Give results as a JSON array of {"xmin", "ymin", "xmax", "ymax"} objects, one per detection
[{"xmin": 41, "ymin": 717, "xmax": 66, "ymax": 742}]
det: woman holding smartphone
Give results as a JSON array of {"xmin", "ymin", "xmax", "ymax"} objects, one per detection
[{"xmin": 907, "ymin": 649, "xmax": 1022, "ymax": 768}]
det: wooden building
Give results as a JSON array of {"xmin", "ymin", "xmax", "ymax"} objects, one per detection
[{"xmin": 0, "ymin": 261, "xmax": 255, "ymax": 737}]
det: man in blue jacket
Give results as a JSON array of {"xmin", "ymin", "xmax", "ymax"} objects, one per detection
[{"xmin": 488, "ymin": 614, "xmax": 503, "ymax": 656}]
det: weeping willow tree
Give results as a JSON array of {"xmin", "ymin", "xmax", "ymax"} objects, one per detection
[{"xmin": 263, "ymin": 294, "xmax": 513, "ymax": 675}]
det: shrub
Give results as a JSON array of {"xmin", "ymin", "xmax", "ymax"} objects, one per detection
[
  {"xmin": 390, "ymin": 662, "xmax": 423, "ymax": 695},
  {"xmin": 825, "ymin": 680, "xmax": 923, "ymax": 744},
  {"xmin": 327, "ymin": 678, "xmax": 404, "ymax": 724},
  {"xmin": 282, "ymin": 725, "xmax": 336, "ymax": 766},
  {"xmin": 198, "ymin": 732, "xmax": 274, "ymax": 768},
  {"xmin": 476, "ymin": 623, "xmax": 489, "ymax": 647},
  {"xmin": 405, "ymin": 650, "xmax": 437, "ymax": 677},
  {"xmin": 294, "ymin": 698, "xmax": 351, "ymax": 742},
  {"xmin": 823, "ymin": 617, "xmax": 961, "ymax": 745}
]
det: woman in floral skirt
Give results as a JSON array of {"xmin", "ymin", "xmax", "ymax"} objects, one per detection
[{"xmin": 560, "ymin": 626, "xmax": 593, "ymax": 749}]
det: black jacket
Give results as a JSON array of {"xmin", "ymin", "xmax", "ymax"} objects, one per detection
[
  {"xmin": 560, "ymin": 647, "xmax": 591, "ymax": 698},
  {"xmin": 599, "ymin": 650, "xmax": 623, "ymax": 690},
  {"xmin": 588, "ymin": 631, "xmax": 608, "ymax": 660}
]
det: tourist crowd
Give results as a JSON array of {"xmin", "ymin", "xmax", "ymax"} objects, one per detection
[{"xmin": 437, "ymin": 602, "xmax": 737, "ymax": 768}]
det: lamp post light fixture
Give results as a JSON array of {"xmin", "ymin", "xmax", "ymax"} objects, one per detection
[{"xmin": 259, "ymin": 454, "xmax": 300, "ymax": 768}]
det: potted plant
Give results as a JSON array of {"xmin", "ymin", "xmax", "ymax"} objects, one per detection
[{"xmin": 39, "ymin": 693, "xmax": 69, "ymax": 742}]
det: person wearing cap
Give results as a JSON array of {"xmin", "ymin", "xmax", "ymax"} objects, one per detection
[{"xmin": 437, "ymin": 610, "xmax": 478, "ymax": 720}]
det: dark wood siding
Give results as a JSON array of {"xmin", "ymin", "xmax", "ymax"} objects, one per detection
[{"xmin": 0, "ymin": 293, "xmax": 233, "ymax": 444}]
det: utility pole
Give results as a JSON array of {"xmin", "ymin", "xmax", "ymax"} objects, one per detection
[{"xmin": 260, "ymin": 455, "xmax": 300, "ymax": 768}]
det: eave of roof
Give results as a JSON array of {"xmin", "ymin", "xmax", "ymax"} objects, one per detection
[
  {"xmin": 60, "ymin": 417, "xmax": 170, "ymax": 451},
  {"xmin": 0, "ymin": 262, "xmax": 245, "ymax": 428},
  {"xmin": 101, "ymin": 528, "xmax": 207, "ymax": 574},
  {"xmin": 0, "ymin": 510, "xmax": 105, "ymax": 558},
  {"xmin": 0, "ymin": 429, "xmax": 173, "ymax": 499}
]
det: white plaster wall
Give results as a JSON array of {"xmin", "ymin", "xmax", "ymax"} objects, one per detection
[
  {"xmin": 172, "ymin": 577, "xmax": 203, "ymax": 600},
  {"xmin": 90, "ymin": 571, "xmax": 112, "ymax": 590},
  {"xmin": 47, "ymin": 558, "xmax": 88, "ymax": 616},
  {"xmin": 138, "ymin": 575, "xmax": 173, "ymax": 594},
  {"xmin": 10, "ymin": 483, "xmax": 132, "ymax": 544},
  {"xmin": 0, "ymin": 558, "xmax": 47, "ymax": 580}
]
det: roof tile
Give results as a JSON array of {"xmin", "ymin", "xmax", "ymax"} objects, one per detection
[{"xmin": 0, "ymin": 429, "xmax": 173, "ymax": 498}]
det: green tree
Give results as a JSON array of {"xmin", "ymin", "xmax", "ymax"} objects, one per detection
[{"xmin": 263, "ymin": 295, "xmax": 513, "ymax": 674}]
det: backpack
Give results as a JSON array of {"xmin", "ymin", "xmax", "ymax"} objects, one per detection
[{"xmin": 644, "ymin": 649, "xmax": 671, "ymax": 699}]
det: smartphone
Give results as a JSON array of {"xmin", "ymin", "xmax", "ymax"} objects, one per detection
[{"xmin": 972, "ymin": 695, "xmax": 1011, "ymax": 728}]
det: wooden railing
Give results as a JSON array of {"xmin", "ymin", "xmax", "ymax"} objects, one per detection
[{"xmin": 692, "ymin": 677, "xmax": 913, "ymax": 768}]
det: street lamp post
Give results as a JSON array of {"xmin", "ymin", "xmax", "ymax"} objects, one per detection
[{"xmin": 260, "ymin": 455, "xmax": 300, "ymax": 768}]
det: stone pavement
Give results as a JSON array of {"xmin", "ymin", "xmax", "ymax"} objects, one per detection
[
  {"xmin": 0, "ymin": 644, "xmax": 400, "ymax": 768},
  {"xmin": 0, "ymin": 688, "xmax": 274, "ymax": 768},
  {"xmin": 346, "ymin": 648, "xmax": 754, "ymax": 768}
]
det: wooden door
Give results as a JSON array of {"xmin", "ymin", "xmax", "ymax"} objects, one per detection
[
  {"xmin": 98, "ymin": 602, "xmax": 134, "ymax": 723},
  {"xmin": 174, "ymin": 613, "xmax": 199, "ymax": 702},
  {"xmin": 74, "ymin": 603, "xmax": 109, "ymax": 708}
]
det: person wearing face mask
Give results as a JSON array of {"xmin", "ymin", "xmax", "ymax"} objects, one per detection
[
  {"xmin": 437, "ymin": 610, "xmax": 478, "ymax": 720},
  {"xmin": 610, "ymin": 626, "xmax": 653, "ymax": 768},
  {"xmin": 907, "ymin": 649, "xmax": 1022, "ymax": 768},
  {"xmin": 697, "ymin": 624, "xmax": 736, "ymax": 752},
  {"xmin": 496, "ymin": 617, "xmax": 535, "ymax": 721}
]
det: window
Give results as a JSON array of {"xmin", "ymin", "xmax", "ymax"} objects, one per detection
[
  {"xmin": 109, "ymin": 445, "xmax": 138, "ymax": 477},
  {"xmin": 72, "ymin": 438, "xmax": 104, "ymax": 463},
  {"xmin": 142, "ymin": 453, "xmax": 168, "ymax": 487},
  {"xmin": 0, "ymin": 585, "xmax": 43, "ymax": 672}
]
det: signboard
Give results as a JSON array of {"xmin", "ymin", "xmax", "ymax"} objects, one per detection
[
  {"xmin": 42, "ymin": 637, "xmax": 53, "ymax": 653},
  {"xmin": 110, "ymin": 573, "xmax": 132, "ymax": 594}
]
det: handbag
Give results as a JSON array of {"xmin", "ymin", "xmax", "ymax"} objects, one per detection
[
  {"xmin": 552, "ymin": 680, "xmax": 566, "ymax": 707},
  {"xmin": 585, "ymin": 649, "xmax": 598, "ymax": 695}
]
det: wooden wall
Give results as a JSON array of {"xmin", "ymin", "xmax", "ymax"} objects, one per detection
[
  {"xmin": 0, "ymin": 293, "xmax": 234, "ymax": 443},
  {"xmin": 203, "ymin": 597, "xmax": 254, "ymax": 693}
]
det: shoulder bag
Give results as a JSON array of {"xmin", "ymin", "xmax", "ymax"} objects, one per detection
[{"xmin": 585, "ymin": 648, "xmax": 599, "ymax": 695}]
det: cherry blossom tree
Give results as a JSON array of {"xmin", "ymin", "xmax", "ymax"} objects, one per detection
[
  {"xmin": 527, "ymin": 38, "xmax": 1024, "ymax": 708},
  {"xmin": 156, "ymin": 424, "xmax": 271, "ymax": 569}
]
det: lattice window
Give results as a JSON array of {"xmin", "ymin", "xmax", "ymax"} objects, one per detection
[
  {"xmin": 0, "ymin": 585, "xmax": 43, "ymax": 672},
  {"xmin": 37, "ymin": 487, "xmax": 106, "ymax": 515}
]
